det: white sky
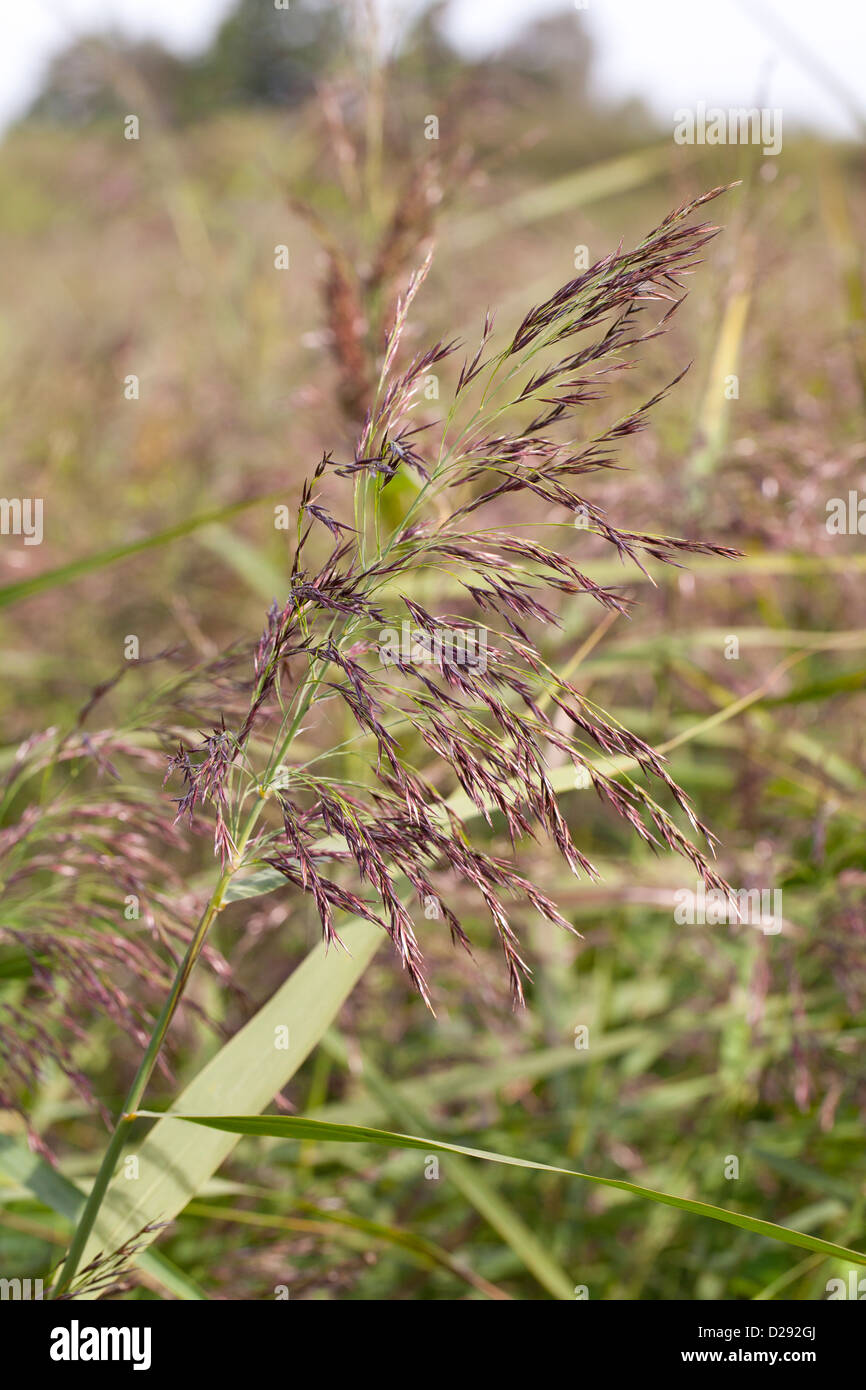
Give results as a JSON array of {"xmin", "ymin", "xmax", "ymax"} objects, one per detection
[{"xmin": 0, "ymin": 0, "xmax": 862, "ymax": 138}]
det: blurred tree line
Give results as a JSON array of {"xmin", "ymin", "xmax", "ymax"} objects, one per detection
[{"xmin": 25, "ymin": 0, "xmax": 653, "ymax": 164}]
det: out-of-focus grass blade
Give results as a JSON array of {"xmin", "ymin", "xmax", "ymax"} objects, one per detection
[
  {"xmin": 0, "ymin": 492, "xmax": 283, "ymax": 609},
  {"xmin": 758, "ymin": 667, "xmax": 866, "ymax": 706},
  {"xmin": 427, "ymin": 551, "xmax": 866, "ymax": 596},
  {"xmin": 752, "ymin": 1254, "xmax": 824, "ymax": 1301},
  {"xmin": 74, "ymin": 918, "xmax": 383, "ymax": 1296},
  {"xmin": 453, "ymin": 145, "xmax": 680, "ymax": 250},
  {"xmin": 751, "ymin": 1148, "xmax": 859, "ymax": 1203},
  {"xmin": 819, "ymin": 161, "xmax": 866, "ymax": 400},
  {"xmin": 195, "ymin": 523, "xmax": 287, "ymax": 602},
  {"xmin": 143, "ymin": 1113, "xmax": 866, "ymax": 1269},
  {"xmin": 306, "ymin": 992, "xmax": 837, "ymax": 1130},
  {"xmin": 313, "ymin": 1036, "xmax": 647, "ymax": 1128},
  {"xmin": 690, "ymin": 280, "xmax": 751, "ymax": 480},
  {"xmin": 319, "ymin": 1034, "xmax": 574, "ymax": 1301},
  {"xmin": 0, "ymin": 947, "xmax": 47, "ymax": 979},
  {"xmin": 0, "ymin": 1136, "xmax": 205, "ymax": 1300},
  {"xmin": 183, "ymin": 1199, "xmax": 510, "ymax": 1299},
  {"xmin": 0, "ymin": 1137, "xmax": 86, "ymax": 1224}
]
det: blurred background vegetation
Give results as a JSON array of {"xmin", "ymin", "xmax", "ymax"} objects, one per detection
[{"xmin": 1, "ymin": 0, "xmax": 865, "ymax": 1300}]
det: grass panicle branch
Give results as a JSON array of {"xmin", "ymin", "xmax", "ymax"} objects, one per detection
[{"xmin": 51, "ymin": 188, "xmax": 736, "ymax": 1294}]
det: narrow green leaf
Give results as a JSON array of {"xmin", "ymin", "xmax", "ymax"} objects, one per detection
[
  {"xmin": 222, "ymin": 867, "xmax": 287, "ymax": 903},
  {"xmin": 0, "ymin": 1136, "xmax": 205, "ymax": 1300},
  {"xmin": 453, "ymin": 145, "xmax": 681, "ymax": 250},
  {"xmin": 0, "ymin": 492, "xmax": 284, "ymax": 610},
  {"xmin": 146, "ymin": 1113, "xmax": 866, "ymax": 1270},
  {"xmin": 74, "ymin": 919, "xmax": 384, "ymax": 1294}
]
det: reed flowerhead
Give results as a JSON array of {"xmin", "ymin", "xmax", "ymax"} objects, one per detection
[{"xmin": 166, "ymin": 187, "xmax": 738, "ymax": 1010}]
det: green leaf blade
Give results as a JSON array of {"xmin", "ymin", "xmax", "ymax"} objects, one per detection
[{"xmin": 148, "ymin": 1113, "xmax": 866, "ymax": 1270}]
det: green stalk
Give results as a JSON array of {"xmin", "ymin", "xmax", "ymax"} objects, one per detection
[
  {"xmin": 52, "ymin": 801, "xmax": 264, "ymax": 1296},
  {"xmin": 54, "ymin": 335, "xmax": 396, "ymax": 1295}
]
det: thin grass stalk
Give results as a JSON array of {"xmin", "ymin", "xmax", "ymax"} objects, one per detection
[{"xmin": 51, "ymin": 801, "xmax": 262, "ymax": 1296}]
